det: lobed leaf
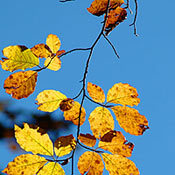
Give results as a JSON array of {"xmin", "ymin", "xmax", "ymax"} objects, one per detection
[
  {"xmin": 112, "ymin": 106, "xmax": 149, "ymax": 135},
  {"xmin": 78, "ymin": 151, "xmax": 104, "ymax": 175},
  {"xmin": 98, "ymin": 130, "xmax": 134, "ymax": 157},
  {"xmin": 2, "ymin": 154, "xmax": 47, "ymax": 175},
  {"xmin": 107, "ymin": 83, "xmax": 140, "ymax": 106},
  {"xmin": 36, "ymin": 90, "xmax": 67, "ymax": 112},
  {"xmin": 1, "ymin": 45, "xmax": 39, "ymax": 72},
  {"xmin": 87, "ymin": 82, "xmax": 105, "ymax": 103},
  {"xmin": 4, "ymin": 70, "xmax": 37, "ymax": 99},
  {"xmin": 102, "ymin": 153, "xmax": 140, "ymax": 175},
  {"xmin": 88, "ymin": 107, "xmax": 114, "ymax": 139},
  {"xmin": 78, "ymin": 133, "xmax": 96, "ymax": 147},
  {"xmin": 15, "ymin": 123, "xmax": 53, "ymax": 156},
  {"xmin": 44, "ymin": 56, "xmax": 61, "ymax": 71},
  {"xmin": 64, "ymin": 101, "xmax": 86, "ymax": 125}
]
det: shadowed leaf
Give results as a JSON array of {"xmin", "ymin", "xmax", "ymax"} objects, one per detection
[{"xmin": 79, "ymin": 133, "xmax": 96, "ymax": 147}]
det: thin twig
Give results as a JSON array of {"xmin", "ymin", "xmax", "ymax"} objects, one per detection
[{"xmin": 125, "ymin": 0, "xmax": 133, "ymax": 14}]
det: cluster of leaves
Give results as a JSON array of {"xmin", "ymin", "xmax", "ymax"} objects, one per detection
[{"xmin": 1, "ymin": 0, "xmax": 147, "ymax": 175}]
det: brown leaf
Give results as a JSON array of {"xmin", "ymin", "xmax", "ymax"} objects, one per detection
[
  {"xmin": 60, "ymin": 98, "xmax": 74, "ymax": 111},
  {"xmin": 79, "ymin": 133, "xmax": 96, "ymax": 147}
]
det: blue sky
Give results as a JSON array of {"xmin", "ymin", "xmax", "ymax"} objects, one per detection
[{"xmin": 0, "ymin": 0, "xmax": 175, "ymax": 174}]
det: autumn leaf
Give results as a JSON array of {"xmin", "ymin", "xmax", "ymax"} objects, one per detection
[
  {"xmin": 87, "ymin": 0, "xmax": 124, "ymax": 16},
  {"xmin": 36, "ymin": 90, "xmax": 67, "ymax": 112},
  {"xmin": 78, "ymin": 133, "xmax": 96, "ymax": 147},
  {"xmin": 54, "ymin": 134, "xmax": 76, "ymax": 157},
  {"xmin": 98, "ymin": 130, "xmax": 134, "ymax": 157},
  {"xmin": 1, "ymin": 45, "xmax": 39, "ymax": 72},
  {"xmin": 107, "ymin": 83, "xmax": 140, "ymax": 106},
  {"xmin": 59, "ymin": 98, "xmax": 74, "ymax": 111},
  {"xmin": 105, "ymin": 7, "xmax": 127, "ymax": 36},
  {"xmin": 64, "ymin": 101, "xmax": 86, "ymax": 125},
  {"xmin": 2, "ymin": 154, "xmax": 47, "ymax": 175},
  {"xmin": 78, "ymin": 151, "xmax": 104, "ymax": 175},
  {"xmin": 15, "ymin": 123, "xmax": 53, "ymax": 156},
  {"xmin": 4, "ymin": 70, "xmax": 38, "ymax": 99},
  {"xmin": 87, "ymin": 82, "xmax": 105, "ymax": 103},
  {"xmin": 38, "ymin": 162, "xmax": 65, "ymax": 175},
  {"xmin": 44, "ymin": 56, "xmax": 61, "ymax": 71},
  {"xmin": 102, "ymin": 153, "xmax": 140, "ymax": 175},
  {"xmin": 112, "ymin": 106, "xmax": 149, "ymax": 135},
  {"xmin": 88, "ymin": 107, "xmax": 114, "ymax": 139}
]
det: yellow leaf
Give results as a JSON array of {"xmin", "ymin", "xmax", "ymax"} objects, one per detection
[
  {"xmin": 44, "ymin": 56, "xmax": 61, "ymax": 71},
  {"xmin": 2, "ymin": 154, "xmax": 47, "ymax": 175},
  {"xmin": 102, "ymin": 153, "xmax": 140, "ymax": 175},
  {"xmin": 1, "ymin": 45, "xmax": 39, "ymax": 72},
  {"xmin": 36, "ymin": 90, "xmax": 67, "ymax": 112},
  {"xmin": 59, "ymin": 98, "xmax": 74, "ymax": 111},
  {"xmin": 38, "ymin": 162, "xmax": 65, "ymax": 175},
  {"xmin": 107, "ymin": 83, "xmax": 140, "ymax": 106},
  {"xmin": 98, "ymin": 130, "xmax": 134, "ymax": 157},
  {"xmin": 15, "ymin": 123, "xmax": 53, "ymax": 156},
  {"xmin": 46, "ymin": 34, "xmax": 61, "ymax": 54},
  {"xmin": 87, "ymin": 82, "xmax": 105, "ymax": 103},
  {"xmin": 4, "ymin": 70, "xmax": 37, "ymax": 99},
  {"xmin": 112, "ymin": 106, "xmax": 149, "ymax": 135},
  {"xmin": 54, "ymin": 134, "xmax": 76, "ymax": 157},
  {"xmin": 78, "ymin": 151, "xmax": 104, "ymax": 175},
  {"xmin": 78, "ymin": 133, "xmax": 96, "ymax": 147},
  {"xmin": 64, "ymin": 101, "xmax": 86, "ymax": 125},
  {"xmin": 87, "ymin": 0, "xmax": 124, "ymax": 16},
  {"xmin": 31, "ymin": 44, "xmax": 53, "ymax": 58},
  {"xmin": 88, "ymin": 107, "xmax": 114, "ymax": 139}
]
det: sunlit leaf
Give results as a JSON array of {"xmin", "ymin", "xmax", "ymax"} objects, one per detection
[
  {"xmin": 36, "ymin": 90, "xmax": 67, "ymax": 112},
  {"xmin": 64, "ymin": 101, "xmax": 86, "ymax": 125},
  {"xmin": 15, "ymin": 123, "xmax": 53, "ymax": 156},
  {"xmin": 44, "ymin": 56, "xmax": 61, "ymax": 71},
  {"xmin": 87, "ymin": 0, "xmax": 124, "ymax": 16},
  {"xmin": 98, "ymin": 130, "xmax": 134, "ymax": 157},
  {"xmin": 38, "ymin": 162, "xmax": 65, "ymax": 175},
  {"xmin": 87, "ymin": 82, "xmax": 105, "ymax": 103},
  {"xmin": 56, "ymin": 50, "xmax": 65, "ymax": 57},
  {"xmin": 89, "ymin": 107, "xmax": 114, "ymax": 139},
  {"xmin": 102, "ymin": 153, "xmax": 140, "ymax": 175},
  {"xmin": 46, "ymin": 34, "xmax": 61, "ymax": 54},
  {"xmin": 59, "ymin": 98, "xmax": 74, "ymax": 111},
  {"xmin": 78, "ymin": 133, "xmax": 96, "ymax": 147},
  {"xmin": 54, "ymin": 134, "xmax": 76, "ymax": 157},
  {"xmin": 112, "ymin": 106, "xmax": 149, "ymax": 135},
  {"xmin": 2, "ymin": 154, "xmax": 47, "ymax": 175},
  {"xmin": 4, "ymin": 70, "xmax": 37, "ymax": 99},
  {"xmin": 1, "ymin": 45, "xmax": 39, "ymax": 72},
  {"xmin": 107, "ymin": 83, "xmax": 140, "ymax": 106},
  {"xmin": 78, "ymin": 151, "xmax": 104, "ymax": 175}
]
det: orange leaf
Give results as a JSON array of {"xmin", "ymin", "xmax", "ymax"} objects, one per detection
[
  {"xmin": 105, "ymin": 7, "xmax": 127, "ymax": 36},
  {"xmin": 78, "ymin": 133, "xmax": 96, "ymax": 147},
  {"xmin": 56, "ymin": 50, "xmax": 66, "ymax": 57},
  {"xmin": 112, "ymin": 106, "xmax": 149, "ymax": 135},
  {"xmin": 4, "ymin": 71, "xmax": 37, "ymax": 99},
  {"xmin": 87, "ymin": 0, "xmax": 124, "ymax": 16},
  {"xmin": 87, "ymin": 82, "xmax": 105, "ymax": 103},
  {"xmin": 98, "ymin": 130, "xmax": 134, "ymax": 157},
  {"xmin": 64, "ymin": 101, "xmax": 86, "ymax": 125},
  {"xmin": 59, "ymin": 98, "xmax": 74, "ymax": 111},
  {"xmin": 107, "ymin": 83, "xmax": 140, "ymax": 107},
  {"xmin": 78, "ymin": 151, "xmax": 104, "ymax": 175}
]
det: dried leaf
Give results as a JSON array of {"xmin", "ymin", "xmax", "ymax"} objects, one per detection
[
  {"xmin": 88, "ymin": 107, "xmax": 114, "ymax": 139},
  {"xmin": 102, "ymin": 153, "xmax": 140, "ymax": 175},
  {"xmin": 107, "ymin": 83, "xmax": 140, "ymax": 107},
  {"xmin": 15, "ymin": 123, "xmax": 53, "ymax": 156},
  {"xmin": 4, "ymin": 70, "xmax": 37, "ymax": 99},
  {"xmin": 98, "ymin": 130, "xmax": 134, "ymax": 157},
  {"xmin": 56, "ymin": 50, "xmax": 66, "ymax": 57},
  {"xmin": 2, "ymin": 154, "xmax": 47, "ymax": 175},
  {"xmin": 54, "ymin": 134, "xmax": 76, "ymax": 157},
  {"xmin": 112, "ymin": 106, "xmax": 149, "ymax": 135},
  {"xmin": 79, "ymin": 133, "xmax": 96, "ymax": 147},
  {"xmin": 87, "ymin": 0, "xmax": 124, "ymax": 16},
  {"xmin": 78, "ymin": 151, "xmax": 104, "ymax": 175},
  {"xmin": 1, "ymin": 45, "xmax": 39, "ymax": 72},
  {"xmin": 46, "ymin": 34, "xmax": 61, "ymax": 54},
  {"xmin": 38, "ymin": 162, "xmax": 65, "ymax": 175},
  {"xmin": 36, "ymin": 90, "xmax": 67, "ymax": 112},
  {"xmin": 59, "ymin": 98, "xmax": 74, "ymax": 111},
  {"xmin": 87, "ymin": 82, "xmax": 105, "ymax": 103},
  {"xmin": 64, "ymin": 101, "xmax": 86, "ymax": 125}
]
